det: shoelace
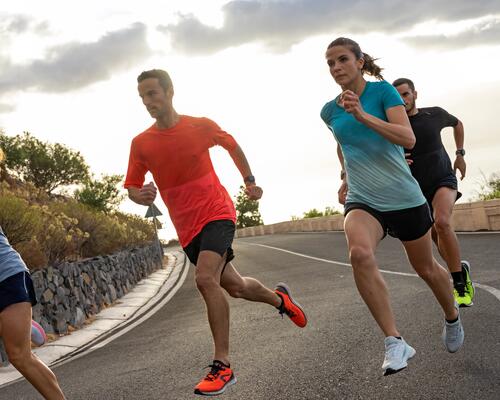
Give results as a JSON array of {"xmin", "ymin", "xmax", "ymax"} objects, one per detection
[
  {"xmin": 446, "ymin": 321, "xmax": 461, "ymax": 340},
  {"xmin": 278, "ymin": 300, "xmax": 297, "ymax": 318},
  {"xmin": 455, "ymin": 283, "xmax": 466, "ymax": 297},
  {"xmin": 387, "ymin": 343, "xmax": 399, "ymax": 358},
  {"xmin": 385, "ymin": 341, "xmax": 404, "ymax": 361},
  {"xmin": 202, "ymin": 364, "xmax": 224, "ymax": 382}
]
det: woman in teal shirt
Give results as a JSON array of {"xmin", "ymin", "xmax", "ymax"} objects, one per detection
[
  {"xmin": 0, "ymin": 149, "xmax": 65, "ymax": 399},
  {"xmin": 321, "ymin": 37, "xmax": 464, "ymax": 375}
]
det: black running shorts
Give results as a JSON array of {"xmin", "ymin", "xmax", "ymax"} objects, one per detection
[
  {"xmin": 422, "ymin": 174, "xmax": 462, "ymax": 216},
  {"xmin": 0, "ymin": 271, "xmax": 37, "ymax": 313},
  {"xmin": 183, "ymin": 220, "xmax": 236, "ymax": 266},
  {"xmin": 344, "ymin": 202, "xmax": 434, "ymax": 242}
]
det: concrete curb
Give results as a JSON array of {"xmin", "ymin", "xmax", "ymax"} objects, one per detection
[{"xmin": 0, "ymin": 250, "xmax": 189, "ymax": 387}]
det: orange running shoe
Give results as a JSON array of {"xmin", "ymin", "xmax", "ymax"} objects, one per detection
[
  {"xmin": 275, "ymin": 282, "xmax": 307, "ymax": 328},
  {"xmin": 194, "ymin": 360, "xmax": 236, "ymax": 396}
]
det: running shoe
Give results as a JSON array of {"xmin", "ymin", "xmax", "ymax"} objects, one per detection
[
  {"xmin": 454, "ymin": 288, "xmax": 472, "ymax": 308},
  {"xmin": 194, "ymin": 360, "xmax": 236, "ymax": 396},
  {"xmin": 461, "ymin": 260, "xmax": 474, "ymax": 306},
  {"xmin": 382, "ymin": 336, "xmax": 416, "ymax": 376},
  {"xmin": 275, "ymin": 282, "xmax": 307, "ymax": 328},
  {"xmin": 442, "ymin": 304, "xmax": 464, "ymax": 353},
  {"xmin": 31, "ymin": 320, "xmax": 47, "ymax": 347}
]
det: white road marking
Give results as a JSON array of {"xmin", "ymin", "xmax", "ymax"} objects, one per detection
[{"xmin": 249, "ymin": 243, "xmax": 500, "ymax": 302}]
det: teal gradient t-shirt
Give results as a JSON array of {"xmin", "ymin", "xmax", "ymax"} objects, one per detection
[
  {"xmin": 321, "ymin": 80, "xmax": 425, "ymax": 211},
  {"xmin": 0, "ymin": 226, "xmax": 28, "ymax": 283}
]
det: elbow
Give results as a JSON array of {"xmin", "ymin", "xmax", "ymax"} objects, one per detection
[
  {"xmin": 404, "ymin": 131, "xmax": 416, "ymax": 149},
  {"xmin": 405, "ymin": 140, "xmax": 416, "ymax": 150}
]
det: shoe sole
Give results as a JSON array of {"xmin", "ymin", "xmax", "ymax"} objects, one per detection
[
  {"xmin": 194, "ymin": 376, "xmax": 237, "ymax": 396},
  {"xmin": 275, "ymin": 282, "xmax": 308, "ymax": 327},
  {"xmin": 383, "ymin": 346, "xmax": 416, "ymax": 376}
]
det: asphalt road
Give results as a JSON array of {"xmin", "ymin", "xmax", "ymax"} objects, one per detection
[{"xmin": 2, "ymin": 232, "xmax": 499, "ymax": 400}]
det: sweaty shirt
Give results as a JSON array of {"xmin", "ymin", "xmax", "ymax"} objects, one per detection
[
  {"xmin": 321, "ymin": 80, "xmax": 425, "ymax": 211},
  {"xmin": 405, "ymin": 107, "xmax": 459, "ymax": 192},
  {"xmin": 0, "ymin": 226, "xmax": 29, "ymax": 283},
  {"xmin": 125, "ymin": 115, "xmax": 237, "ymax": 247}
]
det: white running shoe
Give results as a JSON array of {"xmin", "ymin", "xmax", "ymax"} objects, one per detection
[
  {"xmin": 442, "ymin": 305, "xmax": 464, "ymax": 353},
  {"xmin": 382, "ymin": 336, "xmax": 416, "ymax": 376}
]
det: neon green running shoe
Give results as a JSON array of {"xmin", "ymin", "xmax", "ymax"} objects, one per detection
[
  {"xmin": 461, "ymin": 260, "xmax": 474, "ymax": 305},
  {"xmin": 454, "ymin": 289, "xmax": 472, "ymax": 307}
]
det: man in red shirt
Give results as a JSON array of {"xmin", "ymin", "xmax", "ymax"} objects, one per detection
[{"xmin": 125, "ymin": 69, "xmax": 307, "ymax": 396}]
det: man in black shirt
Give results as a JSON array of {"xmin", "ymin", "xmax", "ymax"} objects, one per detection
[{"xmin": 393, "ymin": 78, "xmax": 474, "ymax": 307}]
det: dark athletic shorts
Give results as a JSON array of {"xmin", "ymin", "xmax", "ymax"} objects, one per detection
[
  {"xmin": 421, "ymin": 173, "xmax": 462, "ymax": 216},
  {"xmin": 183, "ymin": 220, "xmax": 236, "ymax": 267},
  {"xmin": 0, "ymin": 271, "xmax": 37, "ymax": 313},
  {"xmin": 344, "ymin": 202, "xmax": 434, "ymax": 242}
]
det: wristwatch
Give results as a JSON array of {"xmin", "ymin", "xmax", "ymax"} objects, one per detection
[
  {"xmin": 455, "ymin": 149, "xmax": 465, "ymax": 156},
  {"xmin": 244, "ymin": 175, "xmax": 256, "ymax": 185},
  {"xmin": 340, "ymin": 170, "xmax": 346, "ymax": 180}
]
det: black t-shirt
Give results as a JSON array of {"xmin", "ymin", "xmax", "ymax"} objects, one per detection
[{"xmin": 405, "ymin": 107, "xmax": 459, "ymax": 191}]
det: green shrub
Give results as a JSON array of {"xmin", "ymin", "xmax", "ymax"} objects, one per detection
[
  {"xmin": 0, "ymin": 183, "xmax": 155, "ymax": 268},
  {"xmin": 476, "ymin": 173, "xmax": 500, "ymax": 201},
  {"xmin": 0, "ymin": 193, "xmax": 42, "ymax": 247}
]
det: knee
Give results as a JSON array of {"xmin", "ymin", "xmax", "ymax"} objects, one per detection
[
  {"xmin": 349, "ymin": 245, "xmax": 375, "ymax": 268},
  {"xmin": 195, "ymin": 273, "xmax": 219, "ymax": 294},
  {"xmin": 434, "ymin": 214, "xmax": 451, "ymax": 234},
  {"xmin": 413, "ymin": 261, "xmax": 437, "ymax": 281},
  {"xmin": 6, "ymin": 346, "xmax": 31, "ymax": 369}
]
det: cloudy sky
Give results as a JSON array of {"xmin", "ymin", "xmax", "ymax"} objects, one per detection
[{"xmin": 1, "ymin": 1, "xmax": 499, "ymax": 240}]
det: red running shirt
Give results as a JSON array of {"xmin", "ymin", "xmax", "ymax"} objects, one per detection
[{"xmin": 125, "ymin": 115, "xmax": 237, "ymax": 247}]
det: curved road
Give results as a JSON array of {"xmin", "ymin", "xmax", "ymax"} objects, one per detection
[{"xmin": 2, "ymin": 232, "xmax": 499, "ymax": 399}]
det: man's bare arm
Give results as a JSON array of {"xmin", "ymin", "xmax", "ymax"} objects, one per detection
[
  {"xmin": 227, "ymin": 144, "xmax": 263, "ymax": 200},
  {"xmin": 453, "ymin": 119, "xmax": 466, "ymax": 180}
]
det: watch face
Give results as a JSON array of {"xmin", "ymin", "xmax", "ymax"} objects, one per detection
[{"xmin": 245, "ymin": 175, "xmax": 255, "ymax": 183}]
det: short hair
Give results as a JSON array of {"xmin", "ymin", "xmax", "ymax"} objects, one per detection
[
  {"xmin": 137, "ymin": 69, "xmax": 173, "ymax": 92},
  {"xmin": 392, "ymin": 78, "xmax": 415, "ymax": 91}
]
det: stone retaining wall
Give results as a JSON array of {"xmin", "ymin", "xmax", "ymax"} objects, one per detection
[
  {"xmin": 30, "ymin": 240, "xmax": 163, "ymax": 335},
  {"xmin": 236, "ymin": 199, "xmax": 500, "ymax": 237}
]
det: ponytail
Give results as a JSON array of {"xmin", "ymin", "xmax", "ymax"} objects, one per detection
[{"xmin": 361, "ymin": 52, "xmax": 384, "ymax": 80}]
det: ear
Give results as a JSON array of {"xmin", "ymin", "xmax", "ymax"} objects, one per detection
[
  {"xmin": 414, "ymin": 90, "xmax": 418, "ymax": 100},
  {"xmin": 357, "ymin": 57, "xmax": 365, "ymax": 70}
]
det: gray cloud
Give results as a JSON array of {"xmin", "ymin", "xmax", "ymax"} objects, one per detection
[
  {"xmin": 6, "ymin": 15, "xmax": 31, "ymax": 33},
  {"xmin": 0, "ymin": 23, "xmax": 152, "ymax": 94},
  {"xmin": 159, "ymin": 0, "xmax": 500, "ymax": 54},
  {"xmin": 405, "ymin": 17, "xmax": 500, "ymax": 50},
  {"xmin": 0, "ymin": 14, "xmax": 48, "ymax": 35}
]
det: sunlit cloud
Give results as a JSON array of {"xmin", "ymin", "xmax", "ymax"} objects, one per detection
[
  {"xmin": 0, "ymin": 22, "xmax": 152, "ymax": 94},
  {"xmin": 159, "ymin": 0, "xmax": 500, "ymax": 54},
  {"xmin": 404, "ymin": 16, "xmax": 500, "ymax": 49}
]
